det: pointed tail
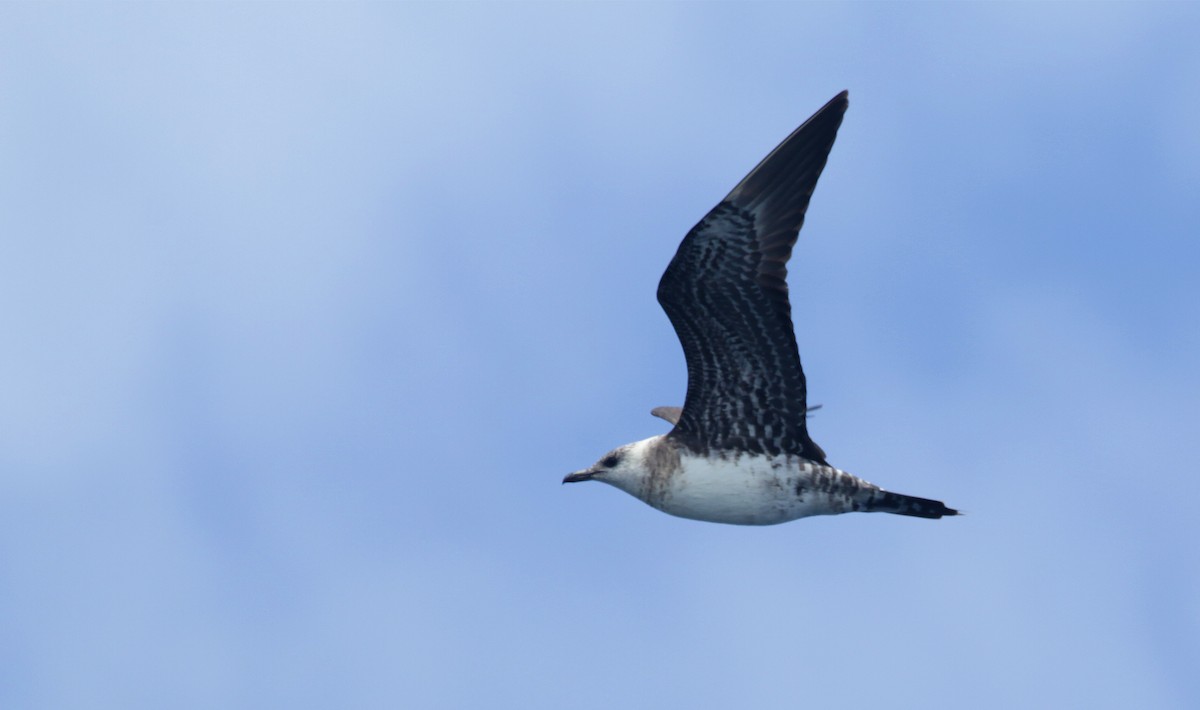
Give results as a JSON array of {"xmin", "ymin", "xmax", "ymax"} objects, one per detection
[{"xmin": 866, "ymin": 491, "xmax": 959, "ymax": 519}]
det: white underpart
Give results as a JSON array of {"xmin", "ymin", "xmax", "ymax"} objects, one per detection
[
  {"xmin": 601, "ymin": 436, "xmax": 873, "ymax": 526},
  {"xmin": 663, "ymin": 453, "xmax": 850, "ymax": 524}
]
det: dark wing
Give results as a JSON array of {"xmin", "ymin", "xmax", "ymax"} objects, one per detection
[{"xmin": 656, "ymin": 91, "xmax": 848, "ymax": 462}]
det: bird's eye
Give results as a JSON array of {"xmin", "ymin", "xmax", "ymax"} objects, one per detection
[{"xmin": 601, "ymin": 454, "xmax": 620, "ymax": 468}]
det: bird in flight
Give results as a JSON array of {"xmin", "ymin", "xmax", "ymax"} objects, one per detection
[{"xmin": 564, "ymin": 91, "xmax": 958, "ymax": 525}]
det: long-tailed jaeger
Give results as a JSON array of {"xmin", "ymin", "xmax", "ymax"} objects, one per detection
[{"xmin": 564, "ymin": 91, "xmax": 958, "ymax": 525}]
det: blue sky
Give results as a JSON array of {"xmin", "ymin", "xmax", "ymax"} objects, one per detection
[{"xmin": 2, "ymin": 3, "xmax": 1198, "ymax": 708}]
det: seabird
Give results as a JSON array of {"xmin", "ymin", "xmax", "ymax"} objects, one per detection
[{"xmin": 564, "ymin": 91, "xmax": 958, "ymax": 525}]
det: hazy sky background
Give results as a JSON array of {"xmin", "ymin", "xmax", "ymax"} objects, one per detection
[{"xmin": 2, "ymin": 3, "xmax": 1198, "ymax": 708}]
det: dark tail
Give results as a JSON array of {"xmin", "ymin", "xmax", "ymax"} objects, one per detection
[{"xmin": 866, "ymin": 491, "xmax": 959, "ymax": 519}]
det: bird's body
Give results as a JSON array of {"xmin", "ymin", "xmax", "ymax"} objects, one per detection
[
  {"xmin": 585, "ymin": 435, "xmax": 952, "ymax": 525},
  {"xmin": 564, "ymin": 91, "xmax": 958, "ymax": 525}
]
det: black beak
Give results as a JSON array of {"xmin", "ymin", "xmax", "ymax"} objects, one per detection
[{"xmin": 562, "ymin": 470, "xmax": 595, "ymax": 484}]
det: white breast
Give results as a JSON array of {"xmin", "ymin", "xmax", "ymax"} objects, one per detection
[{"xmin": 647, "ymin": 453, "xmax": 848, "ymax": 525}]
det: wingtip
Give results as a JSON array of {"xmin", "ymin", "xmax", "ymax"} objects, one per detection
[{"xmin": 806, "ymin": 90, "xmax": 849, "ymax": 119}]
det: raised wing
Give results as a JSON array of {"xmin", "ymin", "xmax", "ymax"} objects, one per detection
[{"xmin": 656, "ymin": 91, "xmax": 847, "ymax": 461}]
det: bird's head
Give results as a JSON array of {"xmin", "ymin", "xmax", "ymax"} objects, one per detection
[{"xmin": 563, "ymin": 442, "xmax": 644, "ymax": 494}]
